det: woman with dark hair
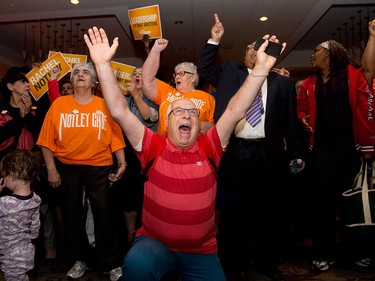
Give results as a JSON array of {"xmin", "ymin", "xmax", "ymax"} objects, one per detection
[
  {"xmin": 0, "ymin": 67, "xmax": 43, "ymax": 161},
  {"xmin": 297, "ymin": 23, "xmax": 375, "ymax": 271},
  {"xmin": 0, "ymin": 66, "xmax": 58, "ymax": 263}
]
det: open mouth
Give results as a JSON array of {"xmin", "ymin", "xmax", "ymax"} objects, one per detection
[{"xmin": 179, "ymin": 124, "xmax": 191, "ymax": 134}]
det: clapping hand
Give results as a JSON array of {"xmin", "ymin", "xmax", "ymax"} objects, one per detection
[{"xmin": 19, "ymin": 93, "xmax": 32, "ymax": 118}]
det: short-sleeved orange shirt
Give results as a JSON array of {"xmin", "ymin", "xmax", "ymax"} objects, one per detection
[
  {"xmin": 37, "ymin": 95, "xmax": 125, "ymax": 166},
  {"xmin": 154, "ymin": 80, "xmax": 215, "ymax": 136}
]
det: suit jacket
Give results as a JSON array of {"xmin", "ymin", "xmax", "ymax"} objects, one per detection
[{"xmin": 198, "ymin": 42, "xmax": 307, "ymax": 162}]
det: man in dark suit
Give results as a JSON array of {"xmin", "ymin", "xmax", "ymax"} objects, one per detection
[{"xmin": 198, "ymin": 14, "xmax": 308, "ymax": 281}]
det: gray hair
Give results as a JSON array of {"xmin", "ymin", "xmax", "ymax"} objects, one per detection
[
  {"xmin": 70, "ymin": 62, "xmax": 97, "ymax": 86},
  {"xmin": 166, "ymin": 102, "xmax": 174, "ymax": 117},
  {"xmin": 174, "ymin": 62, "xmax": 199, "ymax": 88}
]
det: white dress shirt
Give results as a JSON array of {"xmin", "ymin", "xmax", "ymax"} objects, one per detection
[{"xmin": 234, "ymin": 69, "xmax": 267, "ymax": 139}]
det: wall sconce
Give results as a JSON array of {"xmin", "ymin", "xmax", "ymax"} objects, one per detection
[{"xmin": 70, "ymin": 0, "xmax": 80, "ymax": 4}]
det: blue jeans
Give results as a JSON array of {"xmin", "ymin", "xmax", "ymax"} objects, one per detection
[{"xmin": 122, "ymin": 236, "xmax": 226, "ymax": 281}]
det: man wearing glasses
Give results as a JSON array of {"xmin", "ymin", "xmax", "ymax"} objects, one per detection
[
  {"xmin": 141, "ymin": 38, "xmax": 215, "ymax": 136},
  {"xmin": 168, "ymin": 107, "xmax": 200, "ymax": 117},
  {"xmin": 84, "ymin": 25, "xmax": 284, "ymax": 281}
]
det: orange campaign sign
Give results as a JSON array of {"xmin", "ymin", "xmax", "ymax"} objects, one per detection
[
  {"xmin": 128, "ymin": 5, "xmax": 162, "ymax": 40},
  {"xmin": 48, "ymin": 51, "xmax": 87, "ymax": 68},
  {"xmin": 26, "ymin": 52, "xmax": 72, "ymax": 101},
  {"xmin": 111, "ymin": 61, "xmax": 136, "ymax": 95}
]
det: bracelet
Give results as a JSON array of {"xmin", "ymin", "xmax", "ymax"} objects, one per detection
[
  {"xmin": 118, "ymin": 162, "xmax": 127, "ymax": 167},
  {"xmin": 250, "ymin": 73, "xmax": 268, "ymax": 77}
]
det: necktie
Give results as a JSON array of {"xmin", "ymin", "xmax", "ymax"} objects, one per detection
[{"xmin": 245, "ymin": 91, "xmax": 264, "ymax": 127}]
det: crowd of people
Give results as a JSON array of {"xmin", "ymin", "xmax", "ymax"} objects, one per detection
[{"xmin": 0, "ymin": 12, "xmax": 374, "ymax": 281}]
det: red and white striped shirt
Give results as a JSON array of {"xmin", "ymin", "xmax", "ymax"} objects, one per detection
[{"xmin": 136, "ymin": 126, "xmax": 224, "ymax": 254}]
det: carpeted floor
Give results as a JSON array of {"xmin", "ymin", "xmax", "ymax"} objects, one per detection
[
  {"xmin": 278, "ymin": 261, "xmax": 375, "ymax": 281},
  {"xmin": 1, "ymin": 254, "xmax": 375, "ymax": 281},
  {"xmin": 1, "ymin": 238, "xmax": 375, "ymax": 281}
]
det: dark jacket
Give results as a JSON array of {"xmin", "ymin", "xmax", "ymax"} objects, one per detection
[{"xmin": 198, "ymin": 41, "xmax": 307, "ymax": 162}]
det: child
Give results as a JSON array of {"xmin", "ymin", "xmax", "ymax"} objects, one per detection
[{"xmin": 0, "ymin": 150, "xmax": 42, "ymax": 281}]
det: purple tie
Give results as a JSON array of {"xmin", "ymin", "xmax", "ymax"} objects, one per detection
[{"xmin": 246, "ymin": 91, "xmax": 264, "ymax": 127}]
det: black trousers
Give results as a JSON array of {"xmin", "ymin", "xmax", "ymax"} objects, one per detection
[
  {"xmin": 56, "ymin": 159, "xmax": 123, "ymax": 271},
  {"xmin": 218, "ymin": 137, "xmax": 288, "ymax": 274},
  {"xmin": 309, "ymin": 146, "xmax": 360, "ymax": 261}
]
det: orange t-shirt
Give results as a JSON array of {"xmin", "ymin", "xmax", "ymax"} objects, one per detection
[
  {"xmin": 37, "ymin": 95, "xmax": 125, "ymax": 166},
  {"xmin": 154, "ymin": 80, "xmax": 215, "ymax": 136}
]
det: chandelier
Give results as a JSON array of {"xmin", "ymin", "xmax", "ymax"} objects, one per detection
[
  {"xmin": 329, "ymin": 6, "xmax": 375, "ymax": 64},
  {"xmin": 22, "ymin": 18, "xmax": 87, "ymax": 63}
]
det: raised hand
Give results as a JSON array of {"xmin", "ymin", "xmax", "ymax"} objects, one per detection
[
  {"xmin": 255, "ymin": 35, "xmax": 286, "ymax": 72},
  {"xmin": 211, "ymin": 13, "xmax": 224, "ymax": 42},
  {"xmin": 152, "ymin": 38, "xmax": 169, "ymax": 53},
  {"xmin": 369, "ymin": 19, "xmax": 375, "ymax": 37},
  {"xmin": 50, "ymin": 66, "xmax": 61, "ymax": 80},
  {"xmin": 84, "ymin": 26, "xmax": 119, "ymax": 65}
]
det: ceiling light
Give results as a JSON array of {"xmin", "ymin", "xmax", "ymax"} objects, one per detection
[
  {"xmin": 260, "ymin": 16, "xmax": 268, "ymax": 22},
  {"xmin": 70, "ymin": 0, "xmax": 80, "ymax": 4}
]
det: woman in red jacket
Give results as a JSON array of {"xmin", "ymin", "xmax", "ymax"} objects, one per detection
[{"xmin": 297, "ymin": 20, "xmax": 375, "ymax": 272}]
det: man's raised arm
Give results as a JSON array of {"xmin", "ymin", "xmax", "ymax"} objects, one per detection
[
  {"xmin": 216, "ymin": 35, "xmax": 286, "ymax": 147},
  {"xmin": 141, "ymin": 38, "xmax": 169, "ymax": 102},
  {"xmin": 362, "ymin": 19, "xmax": 375, "ymax": 86}
]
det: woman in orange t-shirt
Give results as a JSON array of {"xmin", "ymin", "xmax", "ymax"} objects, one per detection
[{"xmin": 37, "ymin": 62, "xmax": 125, "ymax": 280}]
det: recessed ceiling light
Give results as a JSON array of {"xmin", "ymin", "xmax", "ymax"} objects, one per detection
[
  {"xmin": 260, "ymin": 16, "xmax": 268, "ymax": 22},
  {"xmin": 71, "ymin": 0, "xmax": 80, "ymax": 4}
]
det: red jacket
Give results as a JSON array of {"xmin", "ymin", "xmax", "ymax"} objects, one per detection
[{"xmin": 297, "ymin": 65, "xmax": 375, "ymax": 153}]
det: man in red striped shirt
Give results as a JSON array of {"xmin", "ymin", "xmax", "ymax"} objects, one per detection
[{"xmin": 84, "ymin": 26, "xmax": 285, "ymax": 281}]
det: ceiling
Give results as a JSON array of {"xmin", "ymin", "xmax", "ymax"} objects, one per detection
[{"xmin": 0, "ymin": 0, "xmax": 374, "ymax": 81}]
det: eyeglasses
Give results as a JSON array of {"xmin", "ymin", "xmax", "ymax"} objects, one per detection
[
  {"xmin": 168, "ymin": 107, "xmax": 200, "ymax": 117},
  {"xmin": 131, "ymin": 71, "xmax": 142, "ymax": 76},
  {"xmin": 173, "ymin": 71, "xmax": 194, "ymax": 78}
]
